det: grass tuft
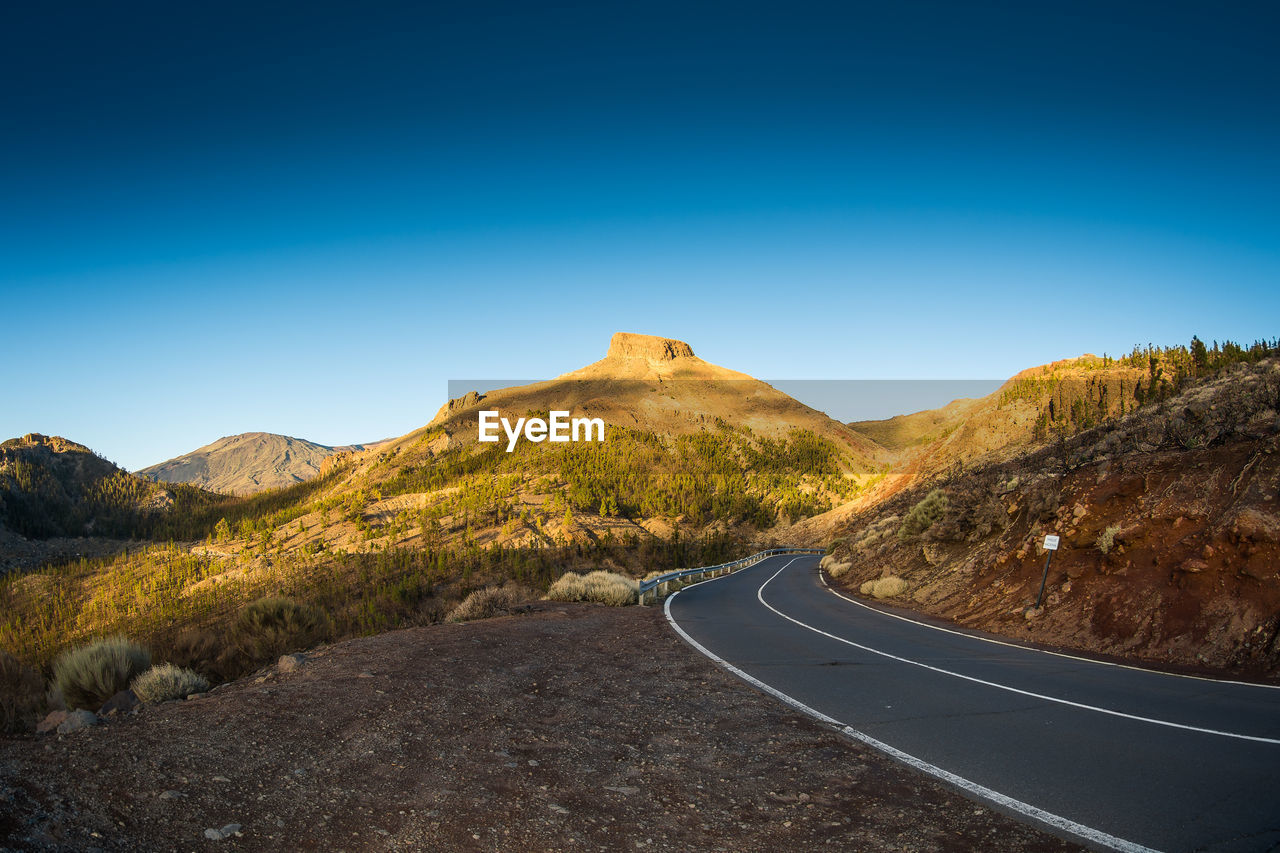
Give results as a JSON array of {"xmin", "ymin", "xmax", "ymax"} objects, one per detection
[
  {"xmin": 52, "ymin": 637, "xmax": 151, "ymax": 711},
  {"xmin": 131, "ymin": 663, "xmax": 209, "ymax": 703},
  {"xmin": 229, "ymin": 597, "xmax": 331, "ymax": 663},
  {"xmin": 860, "ymin": 575, "xmax": 909, "ymax": 599},
  {"xmin": 447, "ymin": 586, "xmax": 528, "ymax": 622},
  {"xmin": 547, "ymin": 570, "xmax": 639, "ymax": 606}
]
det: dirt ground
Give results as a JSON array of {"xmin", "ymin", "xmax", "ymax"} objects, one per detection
[{"xmin": 1, "ymin": 604, "xmax": 1079, "ymax": 852}]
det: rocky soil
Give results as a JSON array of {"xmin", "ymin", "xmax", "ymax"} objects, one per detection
[{"xmin": 1, "ymin": 605, "xmax": 1078, "ymax": 852}]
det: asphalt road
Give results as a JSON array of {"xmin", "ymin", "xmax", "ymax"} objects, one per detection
[{"xmin": 665, "ymin": 554, "xmax": 1280, "ymax": 853}]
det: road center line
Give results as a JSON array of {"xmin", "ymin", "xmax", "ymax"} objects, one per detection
[
  {"xmin": 756, "ymin": 562, "xmax": 1280, "ymax": 745},
  {"xmin": 664, "ymin": 574, "xmax": 1161, "ymax": 853}
]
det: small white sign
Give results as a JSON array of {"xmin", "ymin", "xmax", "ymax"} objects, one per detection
[{"xmin": 1043, "ymin": 534, "xmax": 1060, "ymax": 551}]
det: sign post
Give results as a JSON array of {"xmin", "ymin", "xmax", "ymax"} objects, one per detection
[{"xmin": 1035, "ymin": 534, "xmax": 1060, "ymax": 609}]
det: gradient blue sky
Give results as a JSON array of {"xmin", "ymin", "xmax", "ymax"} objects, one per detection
[{"xmin": 2, "ymin": 1, "xmax": 1277, "ymax": 471}]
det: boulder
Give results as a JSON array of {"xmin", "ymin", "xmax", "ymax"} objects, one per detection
[
  {"xmin": 278, "ymin": 653, "xmax": 307, "ymax": 673},
  {"xmin": 56, "ymin": 709, "xmax": 99, "ymax": 734},
  {"xmin": 204, "ymin": 824, "xmax": 242, "ymax": 841},
  {"xmin": 99, "ymin": 689, "xmax": 138, "ymax": 716},
  {"xmin": 36, "ymin": 710, "xmax": 69, "ymax": 735}
]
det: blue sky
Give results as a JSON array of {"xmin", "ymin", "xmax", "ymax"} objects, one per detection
[{"xmin": 2, "ymin": 1, "xmax": 1277, "ymax": 471}]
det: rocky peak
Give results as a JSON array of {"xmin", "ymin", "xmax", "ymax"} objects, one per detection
[{"xmin": 605, "ymin": 333, "xmax": 695, "ymax": 362}]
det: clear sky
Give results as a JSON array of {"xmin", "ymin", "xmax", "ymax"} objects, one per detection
[{"xmin": 2, "ymin": 1, "xmax": 1277, "ymax": 471}]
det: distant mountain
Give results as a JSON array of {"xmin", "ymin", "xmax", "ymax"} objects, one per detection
[{"xmin": 139, "ymin": 432, "xmax": 384, "ymax": 495}]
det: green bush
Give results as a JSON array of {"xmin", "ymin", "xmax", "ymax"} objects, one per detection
[
  {"xmin": 52, "ymin": 637, "xmax": 151, "ymax": 711},
  {"xmin": 1, "ymin": 649, "xmax": 45, "ymax": 733},
  {"xmin": 447, "ymin": 586, "xmax": 527, "ymax": 622},
  {"xmin": 897, "ymin": 490, "xmax": 950, "ymax": 541},
  {"xmin": 131, "ymin": 663, "xmax": 209, "ymax": 703},
  {"xmin": 547, "ymin": 570, "xmax": 638, "ymax": 606},
  {"xmin": 229, "ymin": 597, "xmax": 331, "ymax": 662}
]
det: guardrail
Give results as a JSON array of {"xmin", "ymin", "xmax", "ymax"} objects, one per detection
[{"xmin": 637, "ymin": 548, "xmax": 825, "ymax": 606}]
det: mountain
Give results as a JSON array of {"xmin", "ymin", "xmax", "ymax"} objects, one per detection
[
  {"xmin": 139, "ymin": 433, "xmax": 385, "ymax": 496},
  {"xmin": 0, "ymin": 433, "xmax": 215, "ymax": 547},
  {"xmin": 312, "ymin": 331, "xmax": 890, "ymax": 550},
  {"xmin": 0, "ymin": 333, "xmax": 893, "ymax": 669},
  {"xmin": 10, "ymin": 333, "xmax": 1277, "ymax": 684}
]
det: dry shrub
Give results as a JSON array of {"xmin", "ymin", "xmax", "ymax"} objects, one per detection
[
  {"xmin": 1, "ymin": 649, "xmax": 45, "ymax": 733},
  {"xmin": 230, "ymin": 597, "xmax": 331, "ymax": 663},
  {"xmin": 52, "ymin": 637, "xmax": 151, "ymax": 711},
  {"xmin": 547, "ymin": 570, "xmax": 638, "ymax": 606},
  {"xmin": 827, "ymin": 561, "xmax": 853, "ymax": 578},
  {"xmin": 860, "ymin": 576, "xmax": 909, "ymax": 599},
  {"xmin": 820, "ymin": 555, "xmax": 852, "ymax": 577},
  {"xmin": 161, "ymin": 629, "xmax": 230, "ymax": 682},
  {"xmin": 1095, "ymin": 524, "xmax": 1121, "ymax": 555},
  {"xmin": 131, "ymin": 663, "xmax": 209, "ymax": 704},
  {"xmin": 447, "ymin": 586, "xmax": 528, "ymax": 622}
]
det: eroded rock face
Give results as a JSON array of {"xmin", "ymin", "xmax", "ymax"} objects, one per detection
[{"xmin": 605, "ymin": 332, "xmax": 695, "ymax": 361}]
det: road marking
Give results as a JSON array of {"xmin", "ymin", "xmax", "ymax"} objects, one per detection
[
  {"xmin": 816, "ymin": 569, "xmax": 1280, "ymax": 691},
  {"xmin": 664, "ymin": 581, "xmax": 1161, "ymax": 853},
  {"xmin": 759, "ymin": 563, "xmax": 1280, "ymax": 744}
]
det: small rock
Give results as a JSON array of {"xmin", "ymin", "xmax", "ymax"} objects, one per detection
[
  {"xmin": 212, "ymin": 776, "xmax": 231, "ymax": 783},
  {"xmin": 37, "ymin": 710, "xmax": 69, "ymax": 735},
  {"xmin": 159, "ymin": 790, "xmax": 187, "ymax": 800},
  {"xmin": 186, "ymin": 692, "xmax": 207, "ymax": 700},
  {"xmin": 1024, "ymin": 606, "xmax": 1044, "ymax": 621},
  {"xmin": 278, "ymin": 653, "xmax": 306, "ymax": 673},
  {"xmin": 203, "ymin": 824, "xmax": 242, "ymax": 841},
  {"xmin": 603, "ymin": 786, "xmax": 640, "ymax": 795},
  {"xmin": 99, "ymin": 689, "xmax": 138, "ymax": 716},
  {"xmin": 357, "ymin": 671, "xmax": 375, "ymax": 678},
  {"xmin": 57, "ymin": 710, "xmax": 99, "ymax": 734}
]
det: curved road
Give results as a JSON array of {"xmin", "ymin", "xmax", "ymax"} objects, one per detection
[{"xmin": 665, "ymin": 554, "xmax": 1280, "ymax": 853}]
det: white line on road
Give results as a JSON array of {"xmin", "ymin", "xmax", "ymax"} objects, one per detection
[
  {"xmin": 664, "ymin": 574, "xmax": 1162, "ymax": 853},
  {"xmin": 757, "ymin": 563, "xmax": 1280, "ymax": 744},
  {"xmin": 816, "ymin": 570, "xmax": 1280, "ymax": 690}
]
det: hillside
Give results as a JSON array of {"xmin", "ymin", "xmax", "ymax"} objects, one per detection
[
  {"xmin": 139, "ymin": 433, "xmax": 384, "ymax": 496},
  {"xmin": 0, "ymin": 434, "xmax": 216, "ymax": 548},
  {"xmin": 824, "ymin": 356, "xmax": 1280, "ymax": 677},
  {"xmin": 0, "ymin": 333, "xmax": 888, "ymax": 670}
]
